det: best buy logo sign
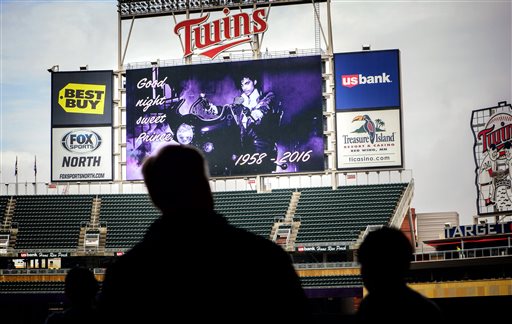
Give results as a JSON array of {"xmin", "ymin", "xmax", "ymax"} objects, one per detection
[{"xmin": 58, "ymin": 83, "xmax": 106, "ymax": 115}]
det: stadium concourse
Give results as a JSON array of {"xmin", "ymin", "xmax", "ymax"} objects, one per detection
[{"xmin": 0, "ymin": 177, "xmax": 511, "ymax": 323}]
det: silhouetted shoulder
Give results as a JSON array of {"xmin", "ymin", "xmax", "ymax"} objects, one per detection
[
  {"xmin": 98, "ymin": 145, "xmax": 309, "ymax": 322},
  {"xmin": 46, "ymin": 267, "xmax": 99, "ymax": 324},
  {"xmin": 357, "ymin": 287, "xmax": 442, "ymax": 323},
  {"xmin": 357, "ymin": 227, "xmax": 444, "ymax": 323}
]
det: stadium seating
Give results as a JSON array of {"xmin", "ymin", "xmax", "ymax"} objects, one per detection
[
  {"xmin": 0, "ymin": 182, "xmax": 409, "ymax": 252},
  {"xmin": 213, "ymin": 189, "xmax": 293, "ymax": 237},
  {"xmin": 12, "ymin": 195, "xmax": 94, "ymax": 250},
  {"xmin": 294, "ymin": 184, "xmax": 408, "ymax": 244},
  {"xmin": 300, "ymin": 275, "xmax": 362, "ymax": 288},
  {"xmin": 0, "ymin": 274, "xmax": 362, "ymax": 294},
  {"xmin": 0, "ymin": 195, "xmax": 9, "ymax": 225},
  {"xmin": 99, "ymin": 194, "xmax": 160, "ymax": 250},
  {"xmin": 0, "ymin": 281, "xmax": 64, "ymax": 293}
]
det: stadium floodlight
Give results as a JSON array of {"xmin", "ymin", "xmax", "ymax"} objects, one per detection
[
  {"xmin": 47, "ymin": 65, "xmax": 59, "ymax": 73},
  {"xmin": 117, "ymin": 0, "xmax": 325, "ymax": 20},
  {"xmin": 80, "ymin": 65, "xmax": 88, "ymax": 71},
  {"xmin": 362, "ymin": 44, "xmax": 371, "ymax": 51}
]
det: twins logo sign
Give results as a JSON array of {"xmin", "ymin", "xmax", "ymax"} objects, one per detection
[
  {"xmin": 174, "ymin": 8, "xmax": 268, "ymax": 58},
  {"xmin": 472, "ymin": 102, "xmax": 512, "ymax": 214}
]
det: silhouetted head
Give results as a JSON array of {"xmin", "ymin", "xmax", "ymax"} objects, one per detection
[
  {"xmin": 358, "ymin": 227, "xmax": 413, "ymax": 293},
  {"xmin": 142, "ymin": 145, "xmax": 214, "ymax": 214},
  {"xmin": 65, "ymin": 267, "xmax": 99, "ymax": 306}
]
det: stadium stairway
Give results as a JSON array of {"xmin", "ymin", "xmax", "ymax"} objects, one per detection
[
  {"xmin": 270, "ymin": 191, "xmax": 302, "ymax": 251},
  {"xmin": 77, "ymin": 196, "xmax": 107, "ymax": 256},
  {"xmin": 0, "ymin": 196, "xmax": 17, "ymax": 255}
]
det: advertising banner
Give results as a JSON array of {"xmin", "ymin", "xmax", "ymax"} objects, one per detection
[
  {"xmin": 334, "ymin": 50, "xmax": 401, "ymax": 110},
  {"xmin": 51, "ymin": 127, "xmax": 113, "ymax": 181},
  {"xmin": 125, "ymin": 56, "xmax": 324, "ymax": 180},
  {"xmin": 471, "ymin": 101, "xmax": 512, "ymax": 215},
  {"xmin": 51, "ymin": 70, "xmax": 113, "ymax": 126},
  {"xmin": 336, "ymin": 109, "xmax": 402, "ymax": 170},
  {"xmin": 445, "ymin": 221, "xmax": 512, "ymax": 238},
  {"xmin": 296, "ymin": 245, "xmax": 347, "ymax": 252}
]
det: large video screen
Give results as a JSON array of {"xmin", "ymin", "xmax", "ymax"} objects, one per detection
[{"xmin": 126, "ymin": 56, "xmax": 324, "ymax": 180}]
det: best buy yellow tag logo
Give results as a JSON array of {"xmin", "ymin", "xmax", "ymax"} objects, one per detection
[{"xmin": 58, "ymin": 83, "xmax": 106, "ymax": 115}]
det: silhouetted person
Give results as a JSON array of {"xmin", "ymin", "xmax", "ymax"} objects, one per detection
[
  {"xmin": 45, "ymin": 267, "xmax": 99, "ymax": 324},
  {"xmin": 97, "ymin": 145, "xmax": 309, "ymax": 323},
  {"xmin": 356, "ymin": 227, "xmax": 443, "ymax": 323}
]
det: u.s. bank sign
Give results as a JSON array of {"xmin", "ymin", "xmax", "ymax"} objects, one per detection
[{"xmin": 334, "ymin": 49, "xmax": 401, "ymax": 110}]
